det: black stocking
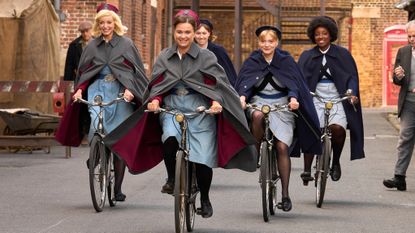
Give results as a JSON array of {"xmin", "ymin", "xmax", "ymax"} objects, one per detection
[
  {"xmin": 303, "ymin": 153, "xmax": 314, "ymax": 173},
  {"xmin": 329, "ymin": 124, "xmax": 346, "ymax": 166},
  {"xmin": 195, "ymin": 163, "xmax": 213, "ymax": 202},
  {"xmin": 162, "ymin": 137, "xmax": 179, "ymax": 182},
  {"xmin": 114, "ymin": 155, "xmax": 126, "ymax": 195},
  {"xmin": 275, "ymin": 140, "xmax": 291, "ymax": 198},
  {"xmin": 251, "ymin": 111, "xmax": 264, "ymax": 157}
]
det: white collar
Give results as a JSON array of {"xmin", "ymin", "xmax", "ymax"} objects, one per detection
[{"xmin": 319, "ymin": 45, "xmax": 331, "ymax": 54}]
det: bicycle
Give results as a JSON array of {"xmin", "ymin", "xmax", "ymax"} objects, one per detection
[
  {"xmin": 246, "ymin": 103, "xmax": 295, "ymax": 222},
  {"xmin": 76, "ymin": 94, "xmax": 127, "ymax": 212},
  {"xmin": 310, "ymin": 89, "xmax": 354, "ymax": 208},
  {"xmin": 146, "ymin": 106, "xmax": 211, "ymax": 233}
]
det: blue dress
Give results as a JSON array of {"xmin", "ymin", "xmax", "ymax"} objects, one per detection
[
  {"xmin": 87, "ymin": 65, "xmax": 134, "ymax": 140},
  {"xmin": 160, "ymin": 82, "xmax": 218, "ymax": 168}
]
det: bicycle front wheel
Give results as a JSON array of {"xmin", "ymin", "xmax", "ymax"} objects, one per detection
[
  {"xmin": 269, "ymin": 147, "xmax": 277, "ymax": 215},
  {"xmin": 260, "ymin": 141, "xmax": 270, "ymax": 222},
  {"xmin": 174, "ymin": 150, "xmax": 186, "ymax": 233},
  {"xmin": 107, "ymin": 151, "xmax": 116, "ymax": 207},
  {"xmin": 186, "ymin": 164, "xmax": 197, "ymax": 232},
  {"xmin": 315, "ymin": 136, "xmax": 331, "ymax": 208},
  {"xmin": 89, "ymin": 135, "xmax": 107, "ymax": 212}
]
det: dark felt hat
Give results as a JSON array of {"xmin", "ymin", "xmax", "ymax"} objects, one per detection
[
  {"xmin": 255, "ymin": 25, "xmax": 282, "ymax": 40},
  {"xmin": 199, "ymin": 19, "xmax": 213, "ymax": 30}
]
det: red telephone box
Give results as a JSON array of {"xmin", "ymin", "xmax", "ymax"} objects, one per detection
[{"xmin": 383, "ymin": 25, "xmax": 407, "ymax": 106}]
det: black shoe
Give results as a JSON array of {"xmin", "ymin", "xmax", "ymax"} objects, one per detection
[
  {"xmin": 300, "ymin": 171, "xmax": 314, "ymax": 186},
  {"xmin": 383, "ymin": 175, "xmax": 406, "ymax": 191},
  {"xmin": 196, "ymin": 199, "xmax": 213, "ymax": 218},
  {"xmin": 115, "ymin": 192, "xmax": 126, "ymax": 201},
  {"xmin": 330, "ymin": 164, "xmax": 341, "ymax": 181},
  {"xmin": 161, "ymin": 181, "xmax": 174, "ymax": 194},
  {"xmin": 278, "ymin": 197, "xmax": 292, "ymax": 212}
]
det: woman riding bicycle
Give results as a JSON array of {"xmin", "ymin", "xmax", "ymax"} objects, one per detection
[
  {"xmin": 236, "ymin": 25, "xmax": 321, "ymax": 212},
  {"xmin": 298, "ymin": 16, "xmax": 364, "ymax": 184},
  {"xmin": 56, "ymin": 3, "xmax": 148, "ymax": 202},
  {"xmin": 104, "ymin": 9, "xmax": 257, "ymax": 218}
]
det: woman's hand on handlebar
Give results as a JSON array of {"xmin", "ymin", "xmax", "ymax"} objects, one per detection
[
  {"xmin": 288, "ymin": 97, "xmax": 299, "ymax": 110},
  {"xmin": 350, "ymin": 96, "xmax": 359, "ymax": 104},
  {"xmin": 147, "ymin": 99, "xmax": 160, "ymax": 112},
  {"xmin": 240, "ymin": 96, "xmax": 247, "ymax": 110},
  {"xmin": 123, "ymin": 89, "xmax": 135, "ymax": 102},
  {"xmin": 72, "ymin": 89, "xmax": 82, "ymax": 102},
  {"xmin": 209, "ymin": 101, "xmax": 222, "ymax": 114}
]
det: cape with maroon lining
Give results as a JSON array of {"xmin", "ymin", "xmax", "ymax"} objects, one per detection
[
  {"xmin": 55, "ymin": 34, "xmax": 148, "ymax": 147},
  {"xmin": 104, "ymin": 42, "xmax": 258, "ymax": 174}
]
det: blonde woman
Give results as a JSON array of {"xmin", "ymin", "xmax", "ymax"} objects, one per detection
[
  {"xmin": 56, "ymin": 3, "xmax": 148, "ymax": 202},
  {"xmin": 236, "ymin": 26, "xmax": 321, "ymax": 212}
]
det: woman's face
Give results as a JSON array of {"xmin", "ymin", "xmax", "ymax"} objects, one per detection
[
  {"xmin": 174, "ymin": 22, "xmax": 195, "ymax": 50},
  {"xmin": 258, "ymin": 33, "xmax": 278, "ymax": 58},
  {"xmin": 99, "ymin": 15, "xmax": 115, "ymax": 39},
  {"xmin": 195, "ymin": 26, "xmax": 210, "ymax": 47},
  {"xmin": 314, "ymin": 26, "xmax": 331, "ymax": 50}
]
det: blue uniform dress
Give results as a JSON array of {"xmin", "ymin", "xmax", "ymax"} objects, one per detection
[
  {"xmin": 249, "ymin": 76, "xmax": 295, "ymax": 147},
  {"xmin": 314, "ymin": 52, "xmax": 347, "ymax": 129},
  {"xmin": 87, "ymin": 65, "xmax": 134, "ymax": 140},
  {"xmin": 160, "ymin": 82, "xmax": 218, "ymax": 168}
]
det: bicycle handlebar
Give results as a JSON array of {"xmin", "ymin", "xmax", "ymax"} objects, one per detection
[
  {"xmin": 246, "ymin": 103, "xmax": 291, "ymax": 113},
  {"xmin": 310, "ymin": 89, "xmax": 357, "ymax": 112},
  {"xmin": 145, "ymin": 106, "xmax": 213, "ymax": 117},
  {"xmin": 75, "ymin": 94, "xmax": 127, "ymax": 107}
]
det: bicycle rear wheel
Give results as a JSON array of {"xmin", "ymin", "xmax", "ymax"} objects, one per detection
[
  {"xmin": 89, "ymin": 135, "xmax": 107, "ymax": 212},
  {"xmin": 260, "ymin": 141, "xmax": 270, "ymax": 222},
  {"xmin": 315, "ymin": 136, "xmax": 331, "ymax": 208},
  {"xmin": 269, "ymin": 147, "xmax": 278, "ymax": 215},
  {"xmin": 186, "ymin": 163, "xmax": 197, "ymax": 232},
  {"xmin": 107, "ymin": 151, "xmax": 116, "ymax": 207},
  {"xmin": 174, "ymin": 150, "xmax": 186, "ymax": 233}
]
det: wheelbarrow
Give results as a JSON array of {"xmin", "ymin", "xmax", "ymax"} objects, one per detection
[{"xmin": 0, "ymin": 108, "xmax": 61, "ymax": 153}]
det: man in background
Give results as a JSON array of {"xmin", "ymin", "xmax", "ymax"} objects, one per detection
[{"xmin": 63, "ymin": 21, "xmax": 92, "ymax": 81}]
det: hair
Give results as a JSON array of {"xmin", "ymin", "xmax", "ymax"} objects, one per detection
[
  {"xmin": 307, "ymin": 16, "xmax": 338, "ymax": 44},
  {"xmin": 406, "ymin": 20, "xmax": 415, "ymax": 32},
  {"xmin": 198, "ymin": 23, "xmax": 218, "ymax": 41},
  {"xmin": 174, "ymin": 14, "xmax": 198, "ymax": 31},
  {"xmin": 258, "ymin": 29, "xmax": 279, "ymax": 42},
  {"xmin": 92, "ymin": 9, "xmax": 125, "ymax": 37}
]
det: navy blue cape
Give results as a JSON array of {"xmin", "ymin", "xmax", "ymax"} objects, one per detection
[
  {"xmin": 298, "ymin": 44, "xmax": 364, "ymax": 160},
  {"xmin": 207, "ymin": 41, "xmax": 238, "ymax": 86},
  {"xmin": 235, "ymin": 48, "xmax": 322, "ymax": 155}
]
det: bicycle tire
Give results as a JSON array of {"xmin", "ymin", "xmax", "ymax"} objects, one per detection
[
  {"xmin": 269, "ymin": 147, "xmax": 277, "ymax": 215},
  {"xmin": 107, "ymin": 151, "xmax": 117, "ymax": 207},
  {"xmin": 260, "ymin": 141, "xmax": 270, "ymax": 222},
  {"xmin": 174, "ymin": 150, "xmax": 186, "ymax": 233},
  {"xmin": 89, "ymin": 135, "xmax": 107, "ymax": 212},
  {"xmin": 186, "ymin": 163, "xmax": 196, "ymax": 232},
  {"xmin": 316, "ymin": 136, "xmax": 331, "ymax": 208}
]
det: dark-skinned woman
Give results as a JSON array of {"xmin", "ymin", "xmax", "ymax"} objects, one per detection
[{"xmin": 298, "ymin": 16, "xmax": 364, "ymax": 185}]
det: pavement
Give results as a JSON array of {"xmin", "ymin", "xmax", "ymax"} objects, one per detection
[{"xmin": 1, "ymin": 107, "xmax": 415, "ymax": 233}]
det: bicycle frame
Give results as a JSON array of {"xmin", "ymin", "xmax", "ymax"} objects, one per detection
[
  {"xmin": 311, "ymin": 90, "xmax": 353, "ymax": 208},
  {"xmin": 76, "ymin": 94, "xmax": 126, "ymax": 212}
]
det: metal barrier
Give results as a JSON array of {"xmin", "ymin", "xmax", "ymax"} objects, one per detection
[{"xmin": 0, "ymin": 80, "xmax": 74, "ymax": 158}]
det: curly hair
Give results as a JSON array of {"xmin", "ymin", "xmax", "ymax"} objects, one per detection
[{"xmin": 307, "ymin": 16, "xmax": 338, "ymax": 44}]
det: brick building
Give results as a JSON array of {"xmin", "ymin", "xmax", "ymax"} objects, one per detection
[{"xmin": 59, "ymin": 0, "xmax": 408, "ymax": 107}]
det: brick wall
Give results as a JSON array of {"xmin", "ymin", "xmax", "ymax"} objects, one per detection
[{"xmin": 351, "ymin": 0, "xmax": 406, "ymax": 107}]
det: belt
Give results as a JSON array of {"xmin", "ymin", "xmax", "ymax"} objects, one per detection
[
  {"xmin": 97, "ymin": 74, "xmax": 116, "ymax": 82},
  {"xmin": 318, "ymin": 79, "xmax": 334, "ymax": 83},
  {"xmin": 170, "ymin": 87, "xmax": 196, "ymax": 96},
  {"xmin": 256, "ymin": 92, "xmax": 287, "ymax": 99}
]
